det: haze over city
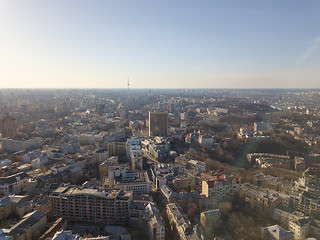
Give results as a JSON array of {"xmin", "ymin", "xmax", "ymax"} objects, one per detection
[
  {"xmin": 1, "ymin": 2, "xmax": 320, "ymax": 239},
  {"xmin": 1, "ymin": 0, "xmax": 320, "ymax": 89}
]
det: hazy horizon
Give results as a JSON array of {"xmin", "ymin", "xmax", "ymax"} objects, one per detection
[{"xmin": 1, "ymin": 1, "xmax": 320, "ymax": 88}]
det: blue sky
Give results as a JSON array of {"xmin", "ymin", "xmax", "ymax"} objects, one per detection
[{"xmin": 1, "ymin": 0, "xmax": 320, "ymax": 88}]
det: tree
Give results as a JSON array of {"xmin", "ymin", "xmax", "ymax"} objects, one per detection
[{"xmin": 219, "ymin": 201, "xmax": 232, "ymax": 216}]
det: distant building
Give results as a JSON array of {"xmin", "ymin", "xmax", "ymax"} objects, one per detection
[
  {"xmin": 108, "ymin": 142, "xmax": 126, "ymax": 156},
  {"xmin": 31, "ymin": 156, "xmax": 49, "ymax": 169},
  {"xmin": 126, "ymin": 137, "xmax": 143, "ymax": 170},
  {"xmin": 0, "ymin": 159, "xmax": 11, "ymax": 168},
  {"xmin": 149, "ymin": 112, "xmax": 168, "ymax": 137},
  {"xmin": 94, "ymin": 148, "xmax": 109, "ymax": 164},
  {"xmin": 1, "ymin": 138, "xmax": 43, "ymax": 152},
  {"xmin": 294, "ymin": 157, "xmax": 306, "ymax": 171},
  {"xmin": 247, "ymin": 153, "xmax": 291, "ymax": 169},
  {"xmin": 0, "ymin": 116, "xmax": 18, "ymax": 138},
  {"xmin": 254, "ymin": 122, "xmax": 271, "ymax": 133}
]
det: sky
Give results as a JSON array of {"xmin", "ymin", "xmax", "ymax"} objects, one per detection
[{"xmin": 0, "ymin": 0, "xmax": 320, "ymax": 89}]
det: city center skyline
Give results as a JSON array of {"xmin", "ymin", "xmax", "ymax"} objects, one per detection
[{"xmin": 1, "ymin": 0, "xmax": 320, "ymax": 89}]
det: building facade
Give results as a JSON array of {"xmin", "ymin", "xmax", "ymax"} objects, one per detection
[
  {"xmin": 50, "ymin": 185, "xmax": 133, "ymax": 224},
  {"xmin": 149, "ymin": 112, "xmax": 168, "ymax": 137}
]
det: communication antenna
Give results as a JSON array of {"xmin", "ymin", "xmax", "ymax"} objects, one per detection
[{"xmin": 127, "ymin": 76, "xmax": 130, "ymax": 93}]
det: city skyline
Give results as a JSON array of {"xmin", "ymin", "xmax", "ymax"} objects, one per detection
[{"xmin": 1, "ymin": 0, "xmax": 320, "ymax": 89}]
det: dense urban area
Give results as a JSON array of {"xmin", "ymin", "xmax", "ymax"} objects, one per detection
[{"xmin": 0, "ymin": 88, "xmax": 319, "ymax": 240}]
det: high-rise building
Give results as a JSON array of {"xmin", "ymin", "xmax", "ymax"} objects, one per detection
[{"xmin": 149, "ymin": 112, "xmax": 168, "ymax": 137}]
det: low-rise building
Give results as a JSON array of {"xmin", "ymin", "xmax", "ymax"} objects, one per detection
[
  {"xmin": 10, "ymin": 210, "xmax": 47, "ymax": 240},
  {"xmin": 202, "ymin": 175, "xmax": 239, "ymax": 208},
  {"xmin": 99, "ymin": 156, "xmax": 119, "ymax": 181},
  {"xmin": 160, "ymin": 185, "xmax": 199, "ymax": 210},
  {"xmin": 200, "ymin": 209, "xmax": 221, "ymax": 228},
  {"xmin": 52, "ymin": 230, "xmax": 109, "ymax": 240},
  {"xmin": 262, "ymin": 225, "xmax": 294, "ymax": 240},
  {"xmin": 166, "ymin": 203, "xmax": 193, "ymax": 240},
  {"xmin": 290, "ymin": 177, "xmax": 320, "ymax": 217},
  {"xmin": 31, "ymin": 156, "xmax": 49, "ymax": 169},
  {"xmin": 173, "ymin": 176, "xmax": 196, "ymax": 192},
  {"xmin": 150, "ymin": 164, "xmax": 174, "ymax": 189},
  {"xmin": 273, "ymin": 205, "xmax": 305, "ymax": 228},
  {"xmin": 145, "ymin": 203, "xmax": 165, "ymax": 240},
  {"xmin": 289, "ymin": 218, "xmax": 311, "ymax": 240},
  {"xmin": 0, "ymin": 172, "xmax": 29, "ymax": 196},
  {"xmin": 114, "ymin": 171, "xmax": 150, "ymax": 195},
  {"xmin": 1, "ymin": 138, "xmax": 43, "ymax": 152},
  {"xmin": 240, "ymin": 184, "xmax": 283, "ymax": 216}
]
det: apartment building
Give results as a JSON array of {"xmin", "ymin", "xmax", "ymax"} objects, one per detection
[
  {"xmin": 273, "ymin": 205, "xmax": 305, "ymax": 228},
  {"xmin": 173, "ymin": 176, "xmax": 196, "ymax": 191},
  {"xmin": 240, "ymin": 183, "xmax": 283, "ymax": 216},
  {"xmin": 1, "ymin": 137, "xmax": 43, "ymax": 152},
  {"xmin": 126, "ymin": 137, "xmax": 141, "ymax": 161},
  {"xmin": 166, "ymin": 203, "xmax": 193, "ymax": 240},
  {"xmin": 160, "ymin": 185, "xmax": 199, "ymax": 210},
  {"xmin": 126, "ymin": 137, "xmax": 143, "ymax": 170},
  {"xmin": 50, "ymin": 184, "xmax": 133, "ymax": 225},
  {"xmin": 114, "ymin": 171, "xmax": 150, "ymax": 195},
  {"xmin": 0, "ymin": 172, "xmax": 29, "ymax": 196},
  {"xmin": 289, "ymin": 218, "xmax": 310, "ymax": 240},
  {"xmin": 290, "ymin": 177, "xmax": 320, "ymax": 217},
  {"xmin": 202, "ymin": 175, "xmax": 239, "ymax": 207},
  {"xmin": 145, "ymin": 203, "xmax": 165, "ymax": 240},
  {"xmin": 150, "ymin": 164, "xmax": 174, "ymax": 190},
  {"xmin": 10, "ymin": 210, "xmax": 47, "ymax": 240},
  {"xmin": 99, "ymin": 156, "xmax": 119, "ymax": 181},
  {"xmin": 200, "ymin": 209, "xmax": 221, "ymax": 228},
  {"xmin": 262, "ymin": 225, "xmax": 294, "ymax": 240}
]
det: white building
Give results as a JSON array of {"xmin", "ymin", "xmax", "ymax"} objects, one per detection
[
  {"xmin": 1, "ymin": 138, "xmax": 42, "ymax": 152},
  {"xmin": 0, "ymin": 172, "xmax": 29, "ymax": 196},
  {"xmin": 31, "ymin": 156, "xmax": 49, "ymax": 169},
  {"xmin": 273, "ymin": 205, "xmax": 305, "ymax": 227},
  {"xmin": 114, "ymin": 171, "xmax": 150, "ymax": 195},
  {"xmin": 289, "ymin": 218, "xmax": 310, "ymax": 240}
]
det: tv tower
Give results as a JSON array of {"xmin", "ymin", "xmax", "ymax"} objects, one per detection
[
  {"xmin": 127, "ymin": 76, "xmax": 130, "ymax": 93},
  {"xmin": 127, "ymin": 76, "xmax": 131, "ymax": 100}
]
